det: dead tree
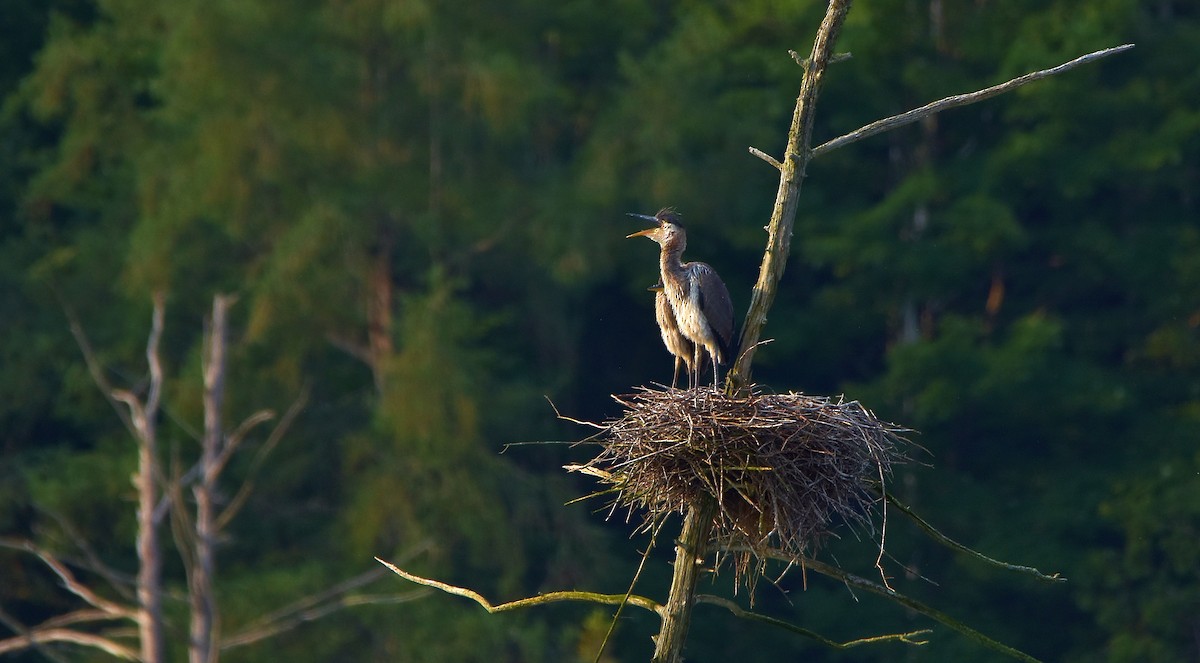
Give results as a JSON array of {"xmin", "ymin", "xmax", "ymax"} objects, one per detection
[
  {"xmin": 1, "ymin": 294, "xmax": 423, "ymax": 660},
  {"xmin": 190, "ymin": 294, "xmax": 232, "ymax": 663}
]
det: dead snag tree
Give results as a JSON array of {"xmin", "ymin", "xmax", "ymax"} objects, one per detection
[{"xmin": 0, "ymin": 295, "xmax": 424, "ymax": 661}]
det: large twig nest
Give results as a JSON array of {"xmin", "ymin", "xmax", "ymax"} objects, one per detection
[{"xmin": 568, "ymin": 386, "xmax": 910, "ymax": 582}]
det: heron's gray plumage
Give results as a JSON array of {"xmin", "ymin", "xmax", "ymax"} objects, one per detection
[
  {"xmin": 687, "ymin": 262, "xmax": 734, "ymax": 367},
  {"xmin": 628, "ymin": 209, "xmax": 735, "ymax": 390}
]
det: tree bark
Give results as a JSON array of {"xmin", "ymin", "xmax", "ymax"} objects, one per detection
[
  {"xmin": 729, "ymin": 0, "xmax": 852, "ymax": 392},
  {"xmin": 135, "ymin": 294, "xmax": 167, "ymax": 663},
  {"xmin": 191, "ymin": 294, "xmax": 232, "ymax": 663},
  {"xmin": 651, "ymin": 498, "xmax": 716, "ymax": 663}
]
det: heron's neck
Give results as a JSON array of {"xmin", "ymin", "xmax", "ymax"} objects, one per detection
[{"xmin": 659, "ymin": 244, "xmax": 687, "ymax": 287}]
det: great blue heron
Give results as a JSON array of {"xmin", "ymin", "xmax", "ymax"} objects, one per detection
[
  {"xmin": 648, "ymin": 281, "xmax": 695, "ymax": 389},
  {"xmin": 628, "ymin": 209, "xmax": 734, "ymax": 390}
]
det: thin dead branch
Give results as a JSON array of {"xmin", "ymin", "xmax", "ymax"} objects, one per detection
[
  {"xmin": 375, "ymin": 558, "xmax": 662, "ymax": 615},
  {"xmin": 811, "ymin": 44, "xmax": 1135, "ymax": 158},
  {"xmin": 221, "ymin": 540, "xmax": 434, "ymax": 650},
  {"xmin": 0, "ymin": 540, "xmax": 138, "ymax": 622},
  {"xmin": 0, "ymin": 606, "xmax": 71, "ymax": 663},
  {"xmin": 750, "ymin": 549, "xmax": 1045, "ymax": 663},
  {"xmin": 885, "ymin": 492, "xmax": 1064, "ymax": 583},
  {"xmin": 0, "ymin": 627, "xmax": 139, "ymax": 660},
  {"xmin": 216, "ymin": 384, "xmax": 310, "ymax": 531},
  {"xmin": 696, "ymin": 594, "xmax": 929, "ymax": 648},
  {"xmin": 0, "ymin": 540, "xmax": 141, "ymax": 660}
]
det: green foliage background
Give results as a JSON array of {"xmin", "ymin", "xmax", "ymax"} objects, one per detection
[{"xmin": 1, "ymin": 0, "xmax": 1197, "ymax": 661}]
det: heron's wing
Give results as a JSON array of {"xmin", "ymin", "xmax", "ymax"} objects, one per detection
[{"xmin": 691, "ymin": 262, "xmax": 735, "ymax": 365}]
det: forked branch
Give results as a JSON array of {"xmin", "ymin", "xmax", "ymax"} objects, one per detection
[{"xmin": 731, "ymin": 42, "xmax": 1134, "ymax": 387}]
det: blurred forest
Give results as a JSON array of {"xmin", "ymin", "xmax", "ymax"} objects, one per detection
[{"xmin": 1, "ymin": 0, "xmax": 1197, "ymax": 661}]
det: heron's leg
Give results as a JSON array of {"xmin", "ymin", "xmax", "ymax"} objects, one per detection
[
  {"xmin": 712, "ymin": 354, "xmax": 720, "ymax": 391},
  {"xmin": 671, "ymin": 357, "xmax": 681, "ymax": 390}
]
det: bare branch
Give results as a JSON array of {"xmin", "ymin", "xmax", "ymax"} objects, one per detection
[
  {"xmin": 36, "ymin": 609, "xmax": 123, "ymax": 630},
  {"xmin": 219, "ymin": 589, "xmax": 429, "ymax": 650},
  {"xmin": 0, "ymin": 605, "xmax": 71, "ymax": 663},
  {"xmin": 749, "ymin": 549, "xmax": 1044, "ymax": 663},
  {"xmin": 375, "ymin": 557, "xmax": 661, "ymax": 615},
  {"xmin": 732, "ymin": 42, "xmax": 1134, "ymax": 389},
  {"xmin": 546, "ymin": 395, "xmax": 609, "ymax": 431},
  {"xmin": 884, "ymin": 492, "xmax": 1065, "ymax": 583},
  {"xmin": 62, "ymin": 302, "xmax": 135, "ymax": 436},
  {"xmin": 695, "ymin": 594, "xmax": 929, "ymax": 648},
  {"xmin": 220, "ymin": 564, "xmax": 427, "ymax": 653},
  {"xmin": 221, "ymin": 541, "xmax": 432, "ymax": 650},
  {"xmin": 36, "ymin": 507, "xmax": 137, "ymax": 602},
  {"xmin": 168, "ymin": 444, "xmax": 198, "ymax": 584},
  {"xmin": 211, "ymin": 409, "xmax": 275, "ymax": 480},
  {"xmin": 748, "ymin": 146, "xmax": 782, "ymax": 170},
  {"xmin": 811, "ymin": 44, "xmax": 1135, "ymax": 158},
  {"xmin": 595, "ymin": 522, "xmax": 664, "ymax": 663},
  {"xmin": 0, "ymin": 539, "xmax": 138, "ymax": 621},
  {"xmin": 0, "ymin": 627, "xmax": 139, "ymax": 660},
  {"xmin": 215, "ymin": 384, "xmax": 310, "ymax": 531}
]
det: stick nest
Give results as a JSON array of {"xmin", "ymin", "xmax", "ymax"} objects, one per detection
[{"xmin": 569, "ymin": 387, "xmax": 909, "ymax": 581}]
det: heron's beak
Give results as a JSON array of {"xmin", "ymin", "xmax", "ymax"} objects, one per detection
[
  {"xmin": 626, "ymin": 212, "xmax": 663, "ymax": 240},
  {"xmin": 626, "ymin": 227, "xmax": 660, "ymax": 239}
]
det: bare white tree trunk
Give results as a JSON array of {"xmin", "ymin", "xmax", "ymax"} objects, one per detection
[
  {"xmin": 191, "ymin": 294, "xmax": 232, "ymax": 663},
  {"xmin": 20, "ymin": 294, "xmax": 363, "ymax": 662},
  {"xmin": 116, "ymin": 294, "xmax": 167, "ymax": 663}
]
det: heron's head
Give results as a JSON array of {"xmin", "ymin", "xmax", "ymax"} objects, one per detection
[{"xmin": 626, "ymin": 208, "xmax": 686, "ymax": 249}]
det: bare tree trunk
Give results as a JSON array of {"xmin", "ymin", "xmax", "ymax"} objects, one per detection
[
  {"xmin": 134, "ymin": 294, "xmax": 167, "ymax": 663},
  {"xmin": 729, "ymin": 0, "xmax": 852, "ymax": 392},
  {"xmin": 191, "ymin": 295, "xmax": 232, "ymax": 663},
  {"xmin": 651, "ymin": 1, "xmax": 853, "ymax": 657},
  {"xmin": 651, "ymin": 498, "xmax": 716, "ymax": 663}
]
